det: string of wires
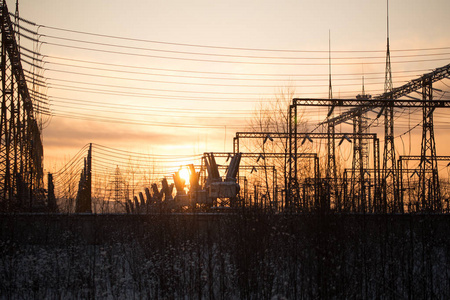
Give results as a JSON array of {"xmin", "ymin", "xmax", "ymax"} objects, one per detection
[
  {"xmin": 12, "ymin": 15, "xmax": 450, "ymax": 160},
  {"xmin": 52, "ymin": 143, "xmax": 204, "ymax": 201},
  {"xmin": 15, "ymin": 19, "xmax": 449, "ymax": 91}
]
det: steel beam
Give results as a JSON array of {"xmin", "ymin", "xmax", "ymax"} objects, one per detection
[{"xmin": 319, "ymin": 63, "xmax": 450, "ymax": 126}]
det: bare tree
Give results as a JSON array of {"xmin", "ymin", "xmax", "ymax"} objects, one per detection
[{"xmin": 245, "ymin": 86, "xmax": 311, "ymax": 209}]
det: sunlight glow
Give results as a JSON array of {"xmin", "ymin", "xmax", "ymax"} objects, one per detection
[{"xmin": 178, "ymin": 167, "xmax": 191, "ymax": 186}]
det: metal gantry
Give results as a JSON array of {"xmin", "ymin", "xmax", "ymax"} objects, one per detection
[
  {"xmin": 214, "ymin": 151, "xmax": 319, "ymax": 211},
  {"xmin": 0, "ymin": 1, "xmax": 44, "ymax": 211},
  {"xmin": 289, "ymin": 64, "xmax": 450, "ymax": 213},
  {"xmin": 234, "ymin": 131, "xmax": 380, "ymax": 212},
  {"xmin": 419, "ymin": 78, "xmax": 441, "ymax": 211},
  {"xmin": 399, "ymin": 156, "xmax": 450, "ymax": 212},
  {"xmin": 319, "ymin": 64, "xmax": 450, "ymax": 126}
]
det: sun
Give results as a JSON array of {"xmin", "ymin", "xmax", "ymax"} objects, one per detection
[{"xmin": 178, "ymin": 167, "xmax": 191, "ymax": 186}]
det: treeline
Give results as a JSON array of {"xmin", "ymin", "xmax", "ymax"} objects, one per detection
[{"xmin": 0, "ymin": 213, "xmax": 449, "ymax": 299}]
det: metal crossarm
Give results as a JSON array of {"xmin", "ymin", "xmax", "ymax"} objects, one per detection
[{"xmin": 318, "ymin": 63, "xmax": 450, "ymax": 126}]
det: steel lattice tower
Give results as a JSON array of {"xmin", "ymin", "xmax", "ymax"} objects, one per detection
[
  {"xmin": 418, "ymin": 78, "xmax": 441, "ymax": 211},
  {"xmin": 326, "ymin": 30, "xmax": 337, "ymax": 210},
  {"xmin": 351, "ymin": 86, "xmax": 371, "ymax": 213},
  {"xmin": 0, "ymin": 1, "xmax": 44, "ymax": 211},
  {"xmin": 382, "ymin": 0, "xmax": 399, "ymax": 212}
]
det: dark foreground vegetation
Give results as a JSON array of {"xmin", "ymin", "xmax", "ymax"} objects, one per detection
[{"xmin": 0, "ymin": 212, "xmax": 449, "ymax": 299}]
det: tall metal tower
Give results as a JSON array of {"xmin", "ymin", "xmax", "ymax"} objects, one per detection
[
  {"xmin": 382, "ymin": 0, "xmax": 398, "ymax": 212},
  {"xmin": 351, "ymin": 78, "xmax": 371, "ymax": 212},
  {"xmin": 0, "ymin": 1, "xmax": 44, "ymax": 211},
  {"xmin": 326, "ymin": 30, "xmax": 337, "ymax": 210},
  {"xmin": 418, "ymin": 77, "xmax": 441, "ymax": 211}
]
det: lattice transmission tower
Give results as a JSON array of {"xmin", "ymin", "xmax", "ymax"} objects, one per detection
[
  {"xmin": 382, "ymin": 0, "xmax": 399, "ymax": 212},
  {"xmin": 0, "ymin": 1, "xmax": 45, "ymax": 211}
]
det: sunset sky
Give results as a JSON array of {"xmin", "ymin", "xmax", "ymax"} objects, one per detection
[{"xmin": 7, "ymin": 0, "xmax": 450, "ymax": 177}]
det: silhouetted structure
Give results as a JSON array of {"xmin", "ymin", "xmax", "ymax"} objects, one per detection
[{"xmin": 0, "ymin": 2, "xmax": 45, "ymax": 212}]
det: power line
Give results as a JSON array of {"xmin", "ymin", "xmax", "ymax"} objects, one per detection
[
  {"xmin": 45, "ymin": 82, "xmax": 290, "ymax": 97},
  {"xmin": 48, "ymin": 96, "xmax": 257, "ymax": 114},
  {"xmin": 93, "ymin": 143, "xmax": 203, "ymax": 159},
  {"xmin": 44, "ymin": 55, "xmax": 441, "ymax": 78},
  {"xmin": 33, "ymin": 22, "xmax": 450, "ymax": 54},
  {"xmin": 43, "ymin": 63, "xmax": 420, "ymax": 87},
  {"xmin": 45, "ymin": 74, "xmax": 393, "ymax": 90},
  {"xmin": 41, "ymin": 40, "xmax": 450, "ymax": 66},
  {"xmin": 45, "ymin": 83, "xmax": 386, "ymax": 103},
  {"xmin": 49, "ymin": 102, "xmax": 252, "ymax": 119},
  {"xmin": 40, "ymin": 110, "xmax": 248, "ymax": 129},
  {"xmin": 36, "ymin": 33, "xmax": 450, "ymax": 61}
]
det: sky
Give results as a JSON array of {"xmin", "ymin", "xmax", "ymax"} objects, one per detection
[{"xmin": 5, "ymin": 0, "xmax": 450, "ymax": 179}]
